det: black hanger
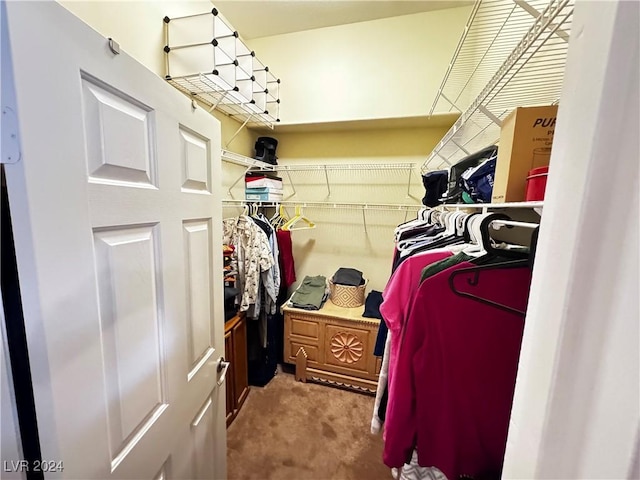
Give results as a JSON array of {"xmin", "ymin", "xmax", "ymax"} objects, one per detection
[
  {"xmin": 474, "ymin": 212, "xmax": 532, "ymax": 262},
  {"xmin": 479, "ymin": 213, "xmax": 511, "ymax": 256},
  {"xmin": 529, "ymin": 226, "xmax": 540, "ymax": 269},
  {"xmin": 448, "ymin": 260, "xmax": 529, "ymax": 316}
]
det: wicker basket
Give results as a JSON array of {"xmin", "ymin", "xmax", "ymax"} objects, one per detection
[{"xmin": 329, "ymin": 280, "xmax": 367, "ymax": 308}]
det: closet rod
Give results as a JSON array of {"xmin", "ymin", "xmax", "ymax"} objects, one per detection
[
  {"xmin": 221, "ymin": 200, "xmax": 422, "ymax": 212},
  {"xmin": 490, "ymin": 219, "xmax": 539, "ymax": 230},
  {"xmin": 272, "ymin": 163, "xmax": 416, "ymax": 172},
  {"xmin": 434, "ymin": 201, "xmax": 543, "ymax": 211}
]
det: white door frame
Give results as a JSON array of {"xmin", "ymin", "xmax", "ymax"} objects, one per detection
[
  {"xmin": 1, "ymin": 286, "xmax": 26, "ymax": 480},
  {"xmin": 503, "ymin": 0, "xmax": 639, "ymax": 478}
]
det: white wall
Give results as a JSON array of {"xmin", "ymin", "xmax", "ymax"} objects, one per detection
[
  {"xmin": 503, "ymin": 1, "xmax": 639, "ymax": 477},
  {"xmin": 248, "ymin": 7, "xmax": 471, "ymax": 125},
  {"xmin": 59, "ymin": 1, "xmax": 209, "ymax": 77}
]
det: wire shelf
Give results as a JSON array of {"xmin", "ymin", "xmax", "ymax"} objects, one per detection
[
  {"xmin": 273, "ymin": 163, "xmax": 416, "ymax": 172},
  {"xmin": 221, "ymin": 149, "xmax": 276, "ymax": 170},
  {"xmin": 430, "ymin": 0, "xmax": 556, "ymax": 115},
  {"xmin": 220, "ymin": 151, "xmax": 416, "ymax": 172},
  {"xmin": 423, "ymin": 0, "xmax": 574, "ymax": 173},
  {"xmin": 435, "ymin": 201, "xmax": 543, "ymax": 209},
  {"xmin": 163, "ymin": 9, "xmax": 280, "ymax": 129},
  {"xmin": 168, "ymin": 74, "xmax": 278, "ymax": 128}
]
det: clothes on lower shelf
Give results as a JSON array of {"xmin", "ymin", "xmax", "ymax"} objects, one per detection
[
  {"xmin": 373, "ymin": 209, "xmax": 536, "ymax": 480},
  {"xmin": 288, "ymin": 275, "xmax": 329, "ymax": 310},
  {"xmin": 331, "ymin": 267, "xmax": 365, "ymax": 286}
]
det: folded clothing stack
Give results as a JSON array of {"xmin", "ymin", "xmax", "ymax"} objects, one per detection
[
  {"xmin": 329, "ymin": 267, "xmax": 367, "ymax": 308},
  {"xmin": 224, "ymin": 287, "xmax": 239, "ymax": 321},
  {"xmin": 331, "ymin": 267, "xmax": 365, "ymax": 286},
  {"xmin": 245, "ymin": 172, "xmax": 284, "ymax": 201},
  {"xmin": 288, "ymin": 275, "xmax": 329, "ymax": 310}
]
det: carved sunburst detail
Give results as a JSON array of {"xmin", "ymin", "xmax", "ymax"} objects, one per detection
[{"xmin": 330, "ymin": 332, "xmax": 364, "ymax": 364}]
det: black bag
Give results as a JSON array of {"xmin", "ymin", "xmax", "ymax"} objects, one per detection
[
  {"xmin": 442, "ymin": 145, "xmax": 498, "ymax": 204},
  {"xmin": 254, "ymin": 136, "xmax": 278, "ymax": 165},
  {"xmin": 421, "ymin": 170, "xmax": 448, "ymax": 207}
]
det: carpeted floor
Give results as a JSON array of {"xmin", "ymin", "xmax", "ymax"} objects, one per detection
[{"xmin": 227, "ymin": 371, "xmax": 391, "ymax": 480}]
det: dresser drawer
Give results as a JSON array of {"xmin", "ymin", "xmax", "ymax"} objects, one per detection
[
  {"xmin": 283, "ymin": 303, "xmax": 381, "ymax": 394},
  {"xmin": 289, "ymin": 341, "xmax": 320, "ymax": 363},
  {"xmin": 289, "ymin": 316, "xmax": 320, "ymax": 340}
]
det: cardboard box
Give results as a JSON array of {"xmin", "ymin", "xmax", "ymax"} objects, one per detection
[
  {"xmin": 491, "ymin": 105, "xmax": 558, "ymax": 203},
  {"xmin": 245, "ymin": 176, "xmax": 283, "ymax": 189},
  {"xmin": 245, "ymin": 192, "xmax": 284, "ymax": 202}
]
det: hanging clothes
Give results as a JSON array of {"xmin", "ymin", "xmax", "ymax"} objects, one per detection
[
  {"xmin": 383, "ymin": 262, "xmax": 532, "ymax": 479},
  {"xmin": 381, "ymin": 250, "xmax": 453, "ymax": 384},
  {"xmin": 258, "ymin": 212, "xmax": 281, "ymax": 315},
  {"xmin": 223, "ymin": 216, "xmax": 274, "ymax": 312},
  {"xmin": 373, "ymin": 209, "xmax": 536, "ymax": 480},
  {"xmin": 373, "ymin": 211, "xmax": 472, "ymax": 431},
  {"xmin": 224, "ymin": 207, "xmax": 291, "ymax": 388},
  {"xmin": 276, "ymin": 228, "xmax": 296, "ymax": 288}
]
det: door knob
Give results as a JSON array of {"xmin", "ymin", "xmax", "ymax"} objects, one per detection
[{"xmin": 217, "ymin": 357, "xmax": 231, "ymax": 386}]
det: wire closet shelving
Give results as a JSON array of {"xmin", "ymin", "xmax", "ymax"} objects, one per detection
[
  {"xmin": 222, "ymin": 150, "xmax": 420, "ymax": 199},
  {"xmin": 163, "ymin": 8, "xmax": 280, "ymax": 129},
  {"xmin": 221, "ymin": 199, "xmax": 543, "ymax": 212},
  {"xmin": 423, "ymin": 0, "xmax": 575, "ymax": 173},
  {"xmin": 222, "ymin": 199, "xmax": 423, "ymax": 211}
]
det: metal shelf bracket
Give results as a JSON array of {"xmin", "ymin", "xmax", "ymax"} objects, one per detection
[
  {"xmin": 227, "ymin": 165, "xmax": 252, "ymax": 198},
  {"xmin": 225, "ymin": 114, "xmax": 253, "ymax": 149},
  {"xmin": 478, "ymin": 105, "xmax": 503, "ymax": 127},
  {"xmin": 323, "ymin": 166, "xmax": 331, "ymax": 198},
  {"xmin": 514, "ymin": 0, "xmax": 571, "ymax": 42},
  {"xmin": 284, "ymin": 169, "xmax": 297, "ymax": 200},
  {"xmin": 362, "ymin": 208, "xmax": 368, "ymax": 235}
]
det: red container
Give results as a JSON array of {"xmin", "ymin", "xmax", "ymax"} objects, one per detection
[{"xmin": 525, "ymin": 166, "xmax": 549, "ymax": 201}]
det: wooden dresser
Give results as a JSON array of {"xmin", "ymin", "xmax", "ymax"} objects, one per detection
[
  {"xmin": 224, "ymin": 313, "xmax": 249, "ymax": 426},
  {"xmin": 283, "ymin": 301, "xmax": 382, "ymax": 394}
]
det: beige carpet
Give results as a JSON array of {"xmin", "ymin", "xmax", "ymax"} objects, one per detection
[{"xmin": 227, "ymin": 372, "xmax": 391, "ymax": 480}]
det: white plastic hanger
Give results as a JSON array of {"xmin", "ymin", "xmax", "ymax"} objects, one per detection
[
  {"xmin": 463, "ymin": 213, "xmax": 493, "ymax": 258},
  {"xmin": 269, "ymin": 203, "xmax": 281, "ymax": 225},
  {"xmin": 394, "ymin": 207, "xmax": 434, "ymax": 241},
  {"xmin": 271, "ymin": 204, "xmax": 290, "ymax": 230},
  {"xmin": 396, "ymin": 210, "xmax": 463, "ymax": 252}
]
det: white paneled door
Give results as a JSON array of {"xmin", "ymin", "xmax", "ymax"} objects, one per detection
[{"xmin": 2, "ymin": 2, "xmax": 226, "ymax": 479}]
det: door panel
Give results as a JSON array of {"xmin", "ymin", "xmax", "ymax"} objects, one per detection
[
  {"xmin": 180, "ymin": 127, "xmax": 211, "ymax": 193},
  {"xmin": 3, "ymin": 2, "xmax": 226, "ymax": 479},
  {"xmin": 183, "ymin": 219, "xmax": 215, "ymax": 380},
  {"xmin": 190, "ymin": 396, "xmax": 217, "ymax": 480},
  {"xmin": 94, "ymin": 224, "xmax": 167, "ymax": 467},
  {"xmin": 81, "ymin": 74, "xmax": 158, "ymax": 188}
]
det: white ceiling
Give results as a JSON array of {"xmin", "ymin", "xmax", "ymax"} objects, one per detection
[{"xmin": 213, "ymin": 1, "xmax": 472, "ymax": 40}]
